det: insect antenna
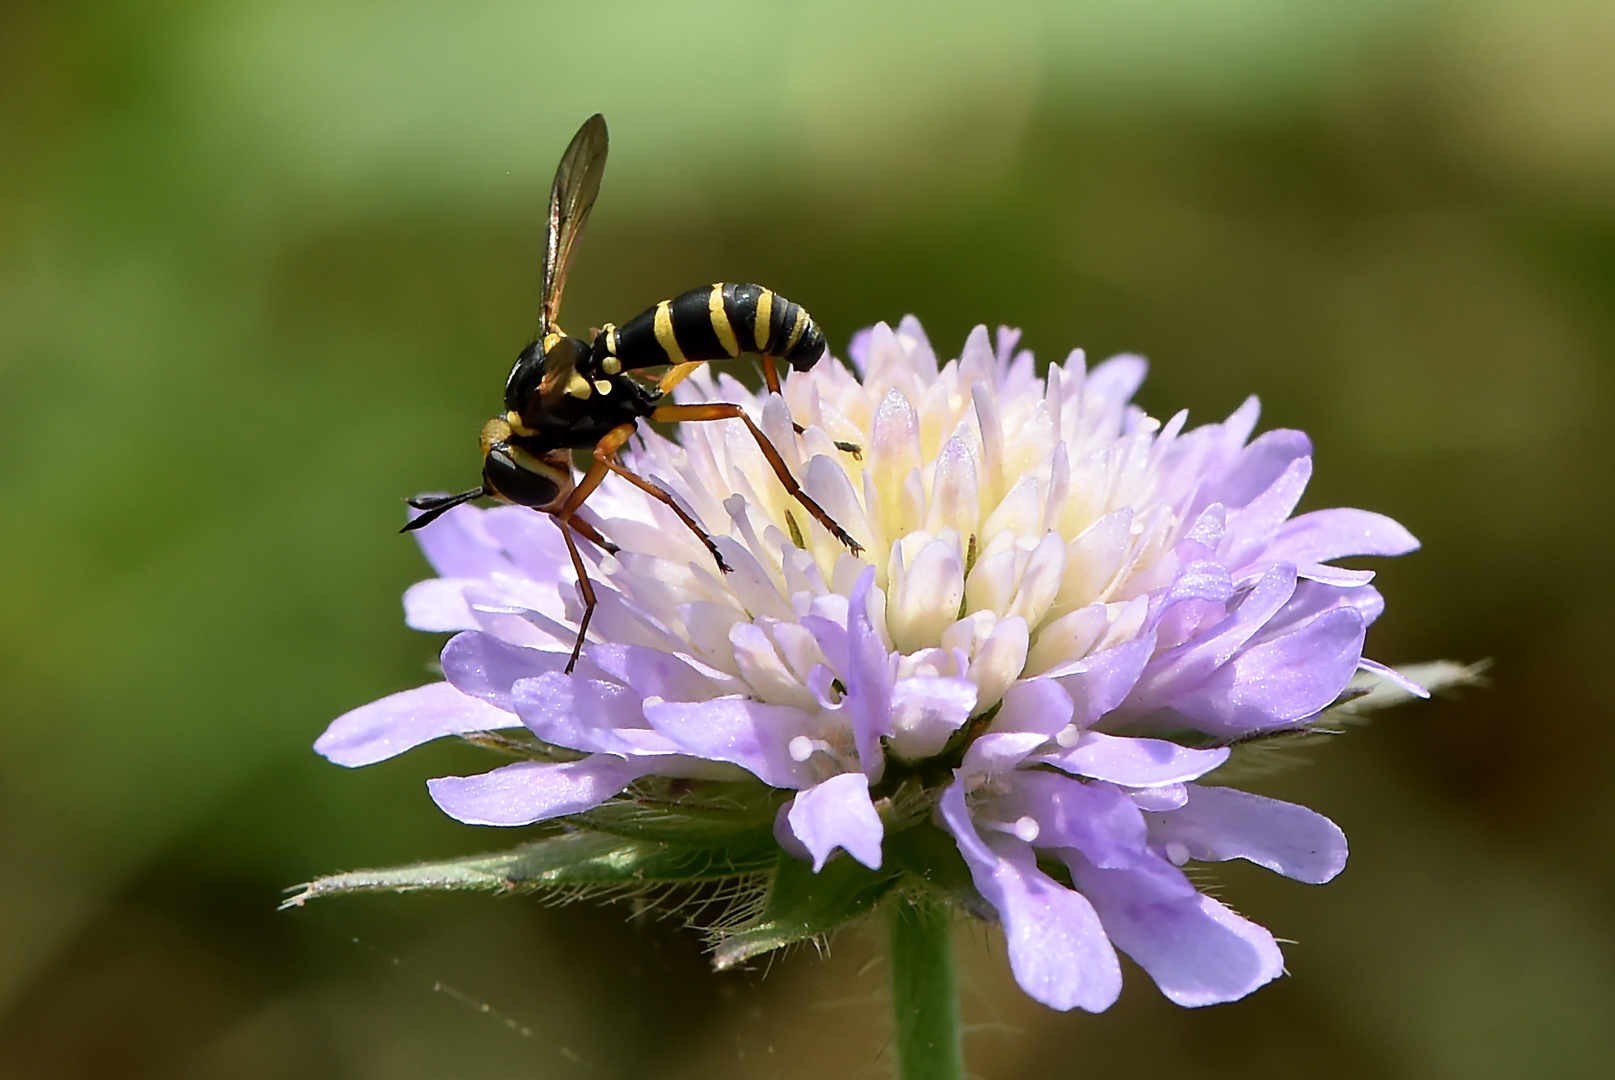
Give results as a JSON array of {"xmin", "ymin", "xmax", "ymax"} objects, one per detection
[{"xmin": 401, "ymin": 487, "xmax": 488, "ymax": 533}]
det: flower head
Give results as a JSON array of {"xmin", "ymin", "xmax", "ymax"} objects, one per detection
[{"xmin": 316, "ymin": 318, "xmax": 1420, "ymax": 1010}]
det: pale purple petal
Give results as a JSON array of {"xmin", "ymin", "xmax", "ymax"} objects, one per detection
[
  {"xmin": 1129, "ymin": 564, "xmax": 1298, "ymax": 709},
  {"xmin": 1218, "ymin": 395, "xmax": 1262, "ymax": 453},
  {"xmin": 1200, "ymin": 429, "xmax": 1312, "ymax": 511},
  {"xmin": 938, "ymin": 782, "xmax": 1122, "ymax": 1012},
  {"xmin": 643, "ymin": 698, "xmax": 815, "ymax": 788},
  {"xmin": 403, "ymin": 578, "xmax": 478, "ymax": 632},
  {"xmin": 888, "ymin": 676, "xmax": 977, "ymax": 760},
  {"xmin": 478, "ymin": 505, "xmax": 573, "ymax": 583},
  {"xmin": 440, "ymin": 631, "xmax": 572, "ymax": 710},
  {"xmin": 316, "ymin": 682, "xmax": 518, "ymax": 767},
  {"xmin": 994, "ymin": 325, "xmax": 1023, "ymax": 367},
  {"xmin": 959, "ymin": 732, "xmax": 1049, "ymax": 777},
  {"xmin": 896, "ymin": 314, "xmax": 938, "ymax": 375},
  {"xmin": 1220, "ymin": 456, "xmax": 1312, "ymax": 570},
  {"xmin": 1065, "ymin": 848, "xmax": 1284, "ymax": 1007},
  {"xmin": 1084, "ymin": 354, "xmax": 1147, "ymax": 406},
  {"xmin": 843, "ymin": 568, "xmax": 895, "ymax": 778},
  {"xmin": 799, "ymin": 612, "xmax": 847, "ymax": 673},
  {"xmin": 989, "ymin": 678, "xmax": 1074, "ymax": 737},
  {"xmin": 426, "ymin": 755, "xmax": 649, "ymax": 826},
  {"xmin": 772, "ymin": 802, "xmax": 812, "ymax": 862},
  {"xmin": 846, "ymin": 326, "xmax": 873, "ymax": 374},
  {"xmin": 785, "ymin": 772, "xmax": 884, "ymax": 871},
  {"xmin": 1044, "ymin": 634, "xmax": 1156, "ymax": 726},
  {"xmin": 1264, "ymin": 508, "xmax": 1419, "ymax": 565},
  {"xmin": 1160, "ymin": 559, "xmax": 1234, "ymax": 607},
  {"xmin": 1268, "ymin": 578, "xmax": 1384, "ymax": 634},
  {"xmin": 1145, "ymin": 784, "xmax": 1348, "ymax": 884},
  {"xmin": 992, "ymin": 771, "xmax": 1147, "ymax": 869},
  {"xmin": 461, "ymin": 575, "xmax": 571, "ymax": 624},
  {"xmin": 584, "ymin": 644, "xmax": 746, "ymax": 701},
  {"xmin": 510, "ymin": 674, "xmax": 682, "ymax": 757},
  {"xmin": 1179, "ymin": 504, "xmax": 1226, "ymax": 553},
  {"xmin": 1037, "ymin": 731, "xmax": 1229, "ymax": 787},
  {"xmin": 457, "ymin": 585, "xmax": 575, "ymax": 650},
  {"xmin": 1171, "ymin": 607, "xmax": 1366, "ymax": 734},
  {"xmin": 410, "ymin": 502, "xmax": 511, "ymax": 578},
  {"xmin": 1294, "ymin": 564, "xmax": 1376, "ymax": 588}
]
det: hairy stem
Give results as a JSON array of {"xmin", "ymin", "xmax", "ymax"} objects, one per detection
[{"xmin": 887, "ymin": 895, "xmax": 964, "ymax": 1080}]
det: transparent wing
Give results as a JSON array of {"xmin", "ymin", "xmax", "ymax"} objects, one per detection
[{"xmin": 539, "ymin": 113, "xmax": 608, "ymax": 338}]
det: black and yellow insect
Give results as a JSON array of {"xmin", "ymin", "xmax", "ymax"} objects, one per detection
[{"xmin": 404, "ymin": 114, "xmax": 861, "ymax": 671}]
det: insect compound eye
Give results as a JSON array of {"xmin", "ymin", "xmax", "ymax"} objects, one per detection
[
  {"xmin": 482, "ymin": 446, "xmax": 562, "ymax": 509},
  {"xmin": 504, "ymin": 340, "xmax": 547, "ymax": 414}
]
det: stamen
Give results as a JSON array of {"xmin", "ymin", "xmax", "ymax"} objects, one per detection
[
  {"xmin": 982, "ymin": 815, "xmax": 1041, "ymax": 844},
  {"xmin": 788, "ymin": 735, "xmax": 844, "ymax": 767}
]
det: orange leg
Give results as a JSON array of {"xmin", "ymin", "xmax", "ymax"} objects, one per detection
[
  {"xmin": 548, "ymin": 443, "xmax": 623, "ymax": 674},
  {"xmin": 651, "ymin": 402, "xmax": 864, "ymax": 555},
  {"xmin": 555, "ymin": 520, "xmax": 597, "ymax": 675},
  {"xmin": 563, "ymin": 512, "xmax": 619, "ymax": 555},
  {"xmin": 548, "ymin": 426, "xmax": 638, "ymax": 673},
  {"xmin": 596, "ymin": 456, "xmax": 733, "ymax": 573},
  {"xmin": 548, "ymin": 423, "xmax": 736, "ymax": 671},
  {"xmin": 657, "ymin": 360, "xmax": 707, "ymax": 395},
  {"xmin": 761, "ymin": 354, "xmax": 861, "ymax": 457},
  {"xmin": 653, "ymin": 352, "xmax": 861, "ymax": 458},
  {"xmin": 552, "ymin": 440, "xmax": 619, "ymax": 526}
]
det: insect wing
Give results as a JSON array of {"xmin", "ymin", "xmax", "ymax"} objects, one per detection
[
  {"xmin": 533, "ymin": 334, "xmax": 587, "ymax": 413},
  {"xmin": 540, "ymin": 113, "xmax": 608, "ymax": 338}
]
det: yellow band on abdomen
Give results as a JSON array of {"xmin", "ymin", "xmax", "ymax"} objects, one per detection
[
  {"xmin": 754, "ymin": 288, "xmax": 774, "ymax": 352},
  {"xmin": 783, "ymin": 305, "xmax": 809, "ymax": 353},
  {"xmin": 709, "ymin": 285, "xmax": 740, "ymax": 357},
  {"xmin": 653, "ymin": 300, "xmax": 686, "ymax": 363}
]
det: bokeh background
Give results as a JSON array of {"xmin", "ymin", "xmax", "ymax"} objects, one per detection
[{"xmin": 3, "ymin": 1, "xmax": 1613, "ymax": 1076}]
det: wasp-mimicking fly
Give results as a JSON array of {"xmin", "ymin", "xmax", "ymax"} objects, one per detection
[{"xmin": 404, "ymin": 114, "xmax": 862, "ymax": 671}]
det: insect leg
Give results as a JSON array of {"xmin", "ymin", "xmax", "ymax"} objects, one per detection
[
  {"xmin": 551, "ymin": 428, "xmax": 630, "ymax": 525},
  {"xmin": 759, "ymin": 352, "xmax": 863, "ymax": 457},
  {"xmin": 555, "ymin": 422, "xmax": 730, "ymax": 574},
  {"xmin": 543, "ymin": 430, "xmax": 634, "ymax": 674},
  {"xmin": 554, "ymin": 518, "xmax": 597, "ymax": 674},
  {"xmin": 563, "ymin": 513, "xmax": 620, "ymax": 555},
  {"xmin": 596, "ymin": 457, "xmax": 732, "ymax": 573},
  {"xmin": 657, "ymin": 360, "xmax": 706, "ymax": 395},
  {"xmin": 650, "ymin": 403, "xmax": 864, "ymax": 556}
]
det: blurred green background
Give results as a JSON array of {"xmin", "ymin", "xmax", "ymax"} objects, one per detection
[{"xmin": 3, "ymin": 0, "xmax": 1614, "ymax": 1076}]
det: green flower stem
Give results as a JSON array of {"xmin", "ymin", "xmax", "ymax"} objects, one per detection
[{"xmin": 886, "ymin": 895, "xmax": 964, "ymax": 1080}]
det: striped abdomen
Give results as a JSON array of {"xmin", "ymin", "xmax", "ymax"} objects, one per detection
[{"xmin": 599, "ymin": 283, "xmax": 826, "ymax": 376}]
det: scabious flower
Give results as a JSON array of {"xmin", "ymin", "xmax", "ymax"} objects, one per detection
[{"xmin": 316, "ymin": 318, "xmax": 1419, "ymax": 1011}]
